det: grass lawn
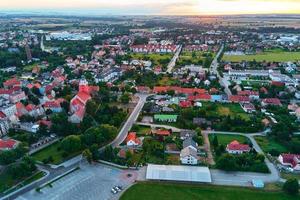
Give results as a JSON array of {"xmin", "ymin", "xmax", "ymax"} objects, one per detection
[
  {"xmin": 281, "ymin": 172, "xmax": 300, "ymax": 181},
  {"xmin": 209, "ymin": 134, "xmax": 250, "ymax": 146},
  {"xmin": 178, "ymin": 51, "xmax": 212, "ymax": 66},
  {"xmin": 131, "ymin": 125, "xmax": 151, "ymax": 136},
  {"xmin": 120, "ymin": 182, "xmax": 298, "ymax": 200},
  {"xmin": 254, "ymin": 136, "xmax": 288, "ymax": 154},
  {"xmin": 202, "ymin": 102, "xmax": 250, "ymax": 121},
  {"xmin": 32, "ymin": 141, "xmax": 81, "ymax": 165},
  {"xmin": 157, "ymin": 76, "xmax": 180, "ymax": 86},
  {"xmin": 223, "ymin": 51, "xmax": 300, "ymax": 62}
]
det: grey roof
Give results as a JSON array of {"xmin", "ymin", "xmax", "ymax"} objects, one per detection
[
  {"xmin": 180, "ymin": 146, "xmax": 198, "ymax": 158},
  {"xmin": 183, "ymin": 137, "xmax": 197, "ymax": 149},
  {"xmin": 146, "ymin": 164, "xmax": 212, "ymax": 183},
  {"xmin": 180, "ymin": 129, "xmax": 196, "ymax": 138}
]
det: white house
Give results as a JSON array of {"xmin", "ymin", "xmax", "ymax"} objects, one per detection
[{"xmin": 180, "ymin": 147, "xmax": 198, "ymax": 165}]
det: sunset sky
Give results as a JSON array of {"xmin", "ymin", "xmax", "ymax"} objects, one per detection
[{"xmin": 1, "ymin": 0, "xmax": 300, "ymax": 15}]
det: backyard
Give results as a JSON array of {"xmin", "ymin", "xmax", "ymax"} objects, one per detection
[
  {"xmin": 209, "ymin": 134, "xmax": 250, "ymax": 146},
  {"xmin": 120, "ymin": 182, "xmax": 298, "ymax": 200}
]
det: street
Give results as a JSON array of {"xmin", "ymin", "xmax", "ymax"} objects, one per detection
[
  {"xmin": 166, "ymin": 45, "xmax": 182, "ymax": 73},
  {"xmin": 210, "ymin": 45, "xmax": 232, "ymax": 96},
  {"xmin": 2, "ymin": 93, "xmax": 149, "ymax": 200}
]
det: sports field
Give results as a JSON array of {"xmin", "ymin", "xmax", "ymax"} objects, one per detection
[
  {"xmin": 223, "ymin": 51, "xmax": 300, "ymax": 62},
  {"xmin": 120, "ymin": 182, "xmax": 297, "ymax": 200}
]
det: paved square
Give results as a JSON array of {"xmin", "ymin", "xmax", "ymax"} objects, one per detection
[{"xmin": 16, "ymin": 163, "xmax": 138, "ymax": 200}]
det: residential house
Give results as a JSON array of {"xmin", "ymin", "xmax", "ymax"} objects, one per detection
[
  {"xmin": 261, "ymin": 98, "xmax": 282, "ymax": 107},
  {"xmin": 180, "ymin": 147, "xmax": 198, "ymax": 165},
  {"xmin": 183, "ymin": 137, "xmax": 198, "ymax": 151},
  {"xmin": 180, "ymin": 130, "xmax": 196, "ymax": 140},
  {"xmin": 0, "ymin": 139, "xmax": 19, "ymax": 151},
  {"xmin": 126, "ymin": 132, "xmax": 141, "ymax": 146},
  {"xmin": 278, "ymin": 154, "xmax": 300, "ymax": 171},
  {"xmin": 152, "ymin": 129, "xmax": 171, "ymax": 136},
  {"xmin": 43, "ymin": 101, "xmax": 62, "ymax": 113},
  {"xmin": 241, "ymin": 103, "xmax": 256, "ymax": 113},
  {"xmin": 226, "ymin": 140, "xmax": 251, "ymax": 154}
]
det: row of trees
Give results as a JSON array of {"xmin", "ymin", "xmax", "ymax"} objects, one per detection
[{"xmin": 0, "ymin": 144, "xmax": 28, "ymax": 165}]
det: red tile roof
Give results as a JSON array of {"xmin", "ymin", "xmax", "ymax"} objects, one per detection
[
  {"xmin": 154, "ymin": 129, "xmax": 171, "ymax": 136},
  {"xmin": 229, "ymin": 95, "xmax": 250, "ymax": 103},
  {"xmin": 43, "ymin": 101, "xmax": 61, "ymax": 108},
  {"xmin": 126, "ymin": 132, "xmax": 141, "ymax": 145},
  {"xmin": 3, "ymin": 78, "xmax": 20, "ymax": 88},
  {"xmin": 238, "ymin": 90, "xmax": 259, "ymax": 96},
  {"xmin": 0, "ymin": 139, "xmax": 18, "ymax": 150},
  {"xmin": 153, "ymin": 86, "xmax": 207, "ymax": 95},
  {"xmin": 76, "ymin": 92, "xmax": 91, "ymax": 104},
  {"xmin": 0, "ymin": 111, "xmax": 6, "ymax": 119},
  {"xmin": 188, "ymin": 94, "xmax": 211, "ymax": 101},
  {"xmin": 227, "ymin": 140, "xmax": 250, "ymax": 152},
  {"xmin": 179, "ymin": 100, "xmax": 193, "ymax": 108},
  {"xmin": 280, "ymin": 154, "xmax": 300, "ymax": 168},
  {"xmin": 262, "ymin": 98, "xmax": 281, "ymax": 106}
]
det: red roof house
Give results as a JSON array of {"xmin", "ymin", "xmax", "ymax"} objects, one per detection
[
  {"xmin": 278, "ymin": 154, "xmax": 300, "ymax": 170},
  {"xmin": 126, "ymin": 132, "xmax": 141, "ymax": 146},
  {"xmin": 226, "ymin": 140, "xmax": 251, "ymax": 154},
  {"xmin": 0, "ymin": 139, "xmax": 19, "ymax": 151},
  {"xmin": 262, "ymin": 98, "xmax": 282, "ymax": 106}
]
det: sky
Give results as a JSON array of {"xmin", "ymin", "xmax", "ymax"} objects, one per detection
[{"xmin": 1, "ymin": 0, "xmax": 300, "ymax": 15}]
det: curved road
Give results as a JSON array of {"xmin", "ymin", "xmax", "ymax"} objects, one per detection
[
  {"xmin": 3, "ymin": 93, "xmax": 149, "ymax": 200},
  {"xmin": 136, "ymin": 123, "xmax": 280, "ymax": 185}
]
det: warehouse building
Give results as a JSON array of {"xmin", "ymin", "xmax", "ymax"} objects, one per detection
[{"xmin": 146, "ymin": 164, "xmax": 212, "ymax": 183}]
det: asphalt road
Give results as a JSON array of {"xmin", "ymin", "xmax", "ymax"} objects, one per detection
[
  {"xmin": 166, "ymin": 45, "xmax": 182, "ymax": 73},
  {"xmin": 206, "ymin": 130, "xmax": 280, "ymax": 184},
  {"xmin": 108, "ymin": 93, "xmax": 149, "ymax": 148},
  {"xmin": 3, "ymin": 93, "xmax": 148, "ymax": 200},
  {"xmin": 210, "ymin": 45, "xmax": 232, "ymax": 96}
]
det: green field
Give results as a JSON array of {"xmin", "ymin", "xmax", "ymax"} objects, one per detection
[
  {"xmin": 202, "ymin": 102, "xmax": 250, "ymax": 121},
  {"xmin": 254, "ymin": 136, "xmax": 289, "ymax": 154},
  {"xmin": 130, "ymin": 53, "xmax": 173, "ymax": 67},
  {"xmin": 120, "ymin": 182, "xmax": 297, "ymax": 200},
  {"xmin": 178, "ymin": 51, "xmax": 213, "ymax": 67},
  {"xmin": 32, "ymin": 141, "xmax": 81, "ymax": 165},
  {"xmin": 209, "ymin": 134, "xmax": 250, "ymax": 146},
  {"xmin": 223, "ymin": 51, "xmax": 300, "ymax": 62}
]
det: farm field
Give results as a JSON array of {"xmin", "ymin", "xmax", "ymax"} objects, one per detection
[
  {"xmin": 223, "ymin": 51, "xmax": 300, "ymax": 62},
  {"xmin": 120, "ymin": 182, "xmax": 297, "ymax": 200}
]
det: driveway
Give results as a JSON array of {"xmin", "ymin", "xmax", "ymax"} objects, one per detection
[{"xmin": 15, "ymin": 163, "xmax": 138, "ymax": 200}]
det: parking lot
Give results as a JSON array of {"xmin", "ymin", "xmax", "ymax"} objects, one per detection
[{"xmin": 16, "ymin": 163, "xmax": 138, "ymax": 200}]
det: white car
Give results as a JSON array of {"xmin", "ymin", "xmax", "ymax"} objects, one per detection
[{"xmin": 111, "ymin": 188, "xmax": 117, "ymax": 194}]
